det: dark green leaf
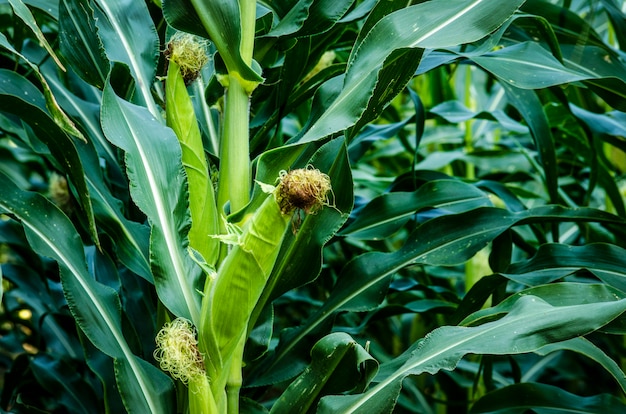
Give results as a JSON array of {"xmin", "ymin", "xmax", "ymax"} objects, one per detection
[{"xmin": 471, "ymin": 382, "xmax": 626, "ymax": 413}]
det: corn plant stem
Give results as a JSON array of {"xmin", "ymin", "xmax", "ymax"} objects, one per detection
[
  {"xmin": 239, "ymin": 0, "xmax": 256, "ymax": 63},
  {"xmin": 217, "ymin": 76, "xmax": 251, "ymax": 214},
  {"xmin": 226, "ymin": 334, "xmax": 246, "ymax": 414}
]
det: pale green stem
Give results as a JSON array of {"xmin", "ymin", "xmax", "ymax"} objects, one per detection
[
  {"xmin": 239, "ymin": 0, "xmax": 257, "ymax": 63},
  {"xmin": 226, "ymin": 334, "xmax": 246, "ymax": 414},
  {"xmin": 216, "ymin": 0, "xmax": 257, "ymax": 214},
  {"xmin": 217, "ymin": 76, "xmax": 251, "ymax": 214}
]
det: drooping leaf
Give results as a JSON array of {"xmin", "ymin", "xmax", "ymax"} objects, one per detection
[
  {"xmin": 319, "ymin": 295, "xmax": 626, "ymax": 413},
  {"xmin": 263, "ymin": 0, "xmax": 355, "ymax": 38},
  {"xmin": 470, "ymin": 382, "xmax": 626, "ymax": 414},
  {"xmin": 101, "ymin": 77, "xmax": 203, "ymax": 325},
  {"xmin": 7, "ymin": 0, "xmax": 65, "ymax": 71},
  {"xmin": 0, "ymin": 69, "xmax": 99, "ymax": 247},
  {"xmin": 534, "ymin": 337, "xmax": 626, "ymax": 394},
  {"xmin": 58, "ymin": 0, "xmax": 109, "ymax": 89},
  {"xmin": 270, "ymin": 332, "xmax": 377, "ymax": 414},
  {"xmin": 501, "ymin": 243, "xmax": 626, "ymax": 290},
  {"xmin": 340, "ymin": 180, "xmax": 492, "ymax": 240},
  {"xmin": 253, "ymin": 206, "xmax": 624, "ymax": 385},
  {"xmin": 460, "ymin": 283, "xmax": 626, "ymax": 327},
  {"xmin": 0, "ymin": 174, "xmax": 175, "ymax": 413},
  {"xmin": 500, "ymin": 82, "xmax": 559, "ymax": 205},
  {"xmin": 297, "ymin": 0, "xmax": 527, "ymax": 143},
  {"xmin": 0, "ymin": 32, "xmax": 85, "ymax": 140},
  {"xmin": 91, "ymin": 0, "xmax": 160, "ymax": 115}
]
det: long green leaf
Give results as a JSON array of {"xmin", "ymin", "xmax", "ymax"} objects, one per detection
[
  {"xmin": 460, "ymin": 283, "xmax": 626, "ymax": 327},
  {"xmin": 0, "ymin": 32, "xmax": 84, "ymax": 140},
  {"xmin": 264, "ymin": 0, "xmax": 355, "ymax": 38},
  {"xmin": 7, "ymin": 0, "xmax": 65, "ymax": 71},
  {"xmin": 0, "ymin": 69, "xmax": 99, "ymax": 247},
  {"xmin": 319, "ymin": 295, "xmax": 626, "ymax": 413},
  {"xmin": 59, "ymin": 0, "xmax": 109, "ymax": 89},
  {"xmin": 340, "ymin": 180, "xmax": 492, "ymax": 240},
  {"xmin": 501, "ymin": 243, "xmax": 626, "ymax": 289},
  {"xmin": 470, "ymin": 382, "xmax": 626, "ymax": 413},
  {"xmin": 254, "ymin": 206, "xmax": 624, "ymax": 385},
  {"xmin": 534, "ymin": 337, "xmax": 626, "ymax": 394},
  {"xmin": 0, "ymin": 174, "xmax": 175, "ymax": 413},
  {"xmin": 92, "ymin": 0, "xmax": 160, "ymax": 116},
  {"xmin": 101, "ymin": 79, "xmax": 203, "ymax": 325},
  {"xmin": 270, "ymin": 332, "xmax": 377, "ymax": 413},
  {"xmin": 297, "ymin": 0, "xmax": 527, "ymax": 142},
  {"xmin": 500, "ymin": 82, "xmax": 559, "ymax": 205}
]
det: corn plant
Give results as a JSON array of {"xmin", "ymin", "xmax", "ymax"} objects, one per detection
[{"xmin": 2, "ymin": 0, "xmax": 626, "ymax": 413}]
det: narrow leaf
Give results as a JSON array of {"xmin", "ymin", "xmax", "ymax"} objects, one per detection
[
  {"xmin": 534, "ymin": 337, "xmax": 626, "ymax": 394},
  {"xmin": 0, "ymin": 174, "xmax": 175, "ymax": 413},
  {"xmin": 92, "ymin": 0, "xmax": 160, "ymax": 115},
  {"xmin": 8, "ymin": 0, "xmax": 65, "ymax": 71},
  {"xmin": 324, "ymin": 295, "xmax": 626, "ymax": 413},
  {"xmin": 502, "ymin": 243, "xmax": 626, "ymax": 289},
  {"xmin": 0, "ymin": 32, "xmax": 85, "ymax": 140},
  {"xmin": 59, "ymin": 0, "xmax": 109, "ymax": 89},
  {"xmin": 298, "ymin": 0, "xmax": 527, "ymax": 142},
  {"xmin": 271, "ymin": 333, "xmax": 377, "ymax": 414},
  {"xmin": 101, "ymin": 79, "xmax": 203, "ymax": 325},
  {"xmin": 471, "ymin": 382, "xmax": 626, "ymax": 414},
  {"xmin": 0, "ymin": 69, "xmax": 99, "ymax": 247},
  {"xmin": 340, "ymin": 180, "xmax": 492, "ymax": 240},
  {"xmin": 257, "ymin": 206, "xmax": 624, "ymax": 385}
]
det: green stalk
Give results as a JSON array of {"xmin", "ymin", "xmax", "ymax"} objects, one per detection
[
  {"xmin": 216, "ymin": 0, "xmax": 257, "ymax": 214},
  {"xmin": 217, "ymin": 76, "xmax": 251, "ymax": 214}
]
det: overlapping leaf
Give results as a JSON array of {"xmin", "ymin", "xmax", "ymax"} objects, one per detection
[
  {"xmin": 319, "ymin": 294, "xmax": 626, "ymax": 413},
  {"xmin": 297, "ymin": 0, "xmax": 527, "ymax": 143},
  {"xmin": 251, "ymin": 206, "xmax": 625, "ymax": 385},
  {"xmin": 0, "ymin": 174, "xmax": 175, "ymax": 413},
  {"xmin": 101, "ymin": 80, "xmax": 203, "ymax": 325}
]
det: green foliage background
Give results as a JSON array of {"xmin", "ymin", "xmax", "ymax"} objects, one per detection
[{"xmin": 1, "ymin": 0, "xmax": 626, "ymax": 412}]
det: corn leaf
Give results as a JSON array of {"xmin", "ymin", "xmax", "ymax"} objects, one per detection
[
  {"xmin": 58, "ymin": 0, "xmax": 109, "ymax": 89},
  {"xmin": 0, "ymin": 69, "xmax": 98, "ymax": 247},
  {"xmin": 7, "ymin": 0, "xmax": 65, "ymax": 71},
  {"xmin": 252, "ymin": 206, "xmax": 625, "ymax": 385},
  {"xmin": 471, "ymin": 382, "xmax": 626, "ymax": 413},
  {"xmin": 319, "ymin": 295, "xmax": 626, "ymax": 413},
  {"xmin": 0, "ymin": 32, "xmax": 84, "ymax": 140},
  {"xmin": 166, "ymin": 60, "xmax": 219, "ymax": 267},
  {"xmin": 270, "ymin": 332, "xmax": 377, "ymax": 414},
  {"xmin": 163, "ymin": 0, "xmax": 263, "ymax": 86},
  {"xmin": 101, "ymin": 78, "xmax": 203, "ymax": 325},
  {"xmin": 298, "ymin": 0, "xmax": 527, "ymax": 142},
  {"xmin": 0, "ymin": 174, "xmax": 175, "ymax": 413},
  {"xmin": 92, "ymin": 0, "xmax": 160, "ymax": 115}
]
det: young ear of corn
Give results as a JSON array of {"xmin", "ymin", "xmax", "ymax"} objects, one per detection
[{"xmin": 199, "ymin": 167, "xmax": 331, "ymax": 412}]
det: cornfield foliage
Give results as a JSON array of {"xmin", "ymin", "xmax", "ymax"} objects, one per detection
[{"xmin": 1, "ymin": 0, "xmax": 626, "ymax": 413}]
